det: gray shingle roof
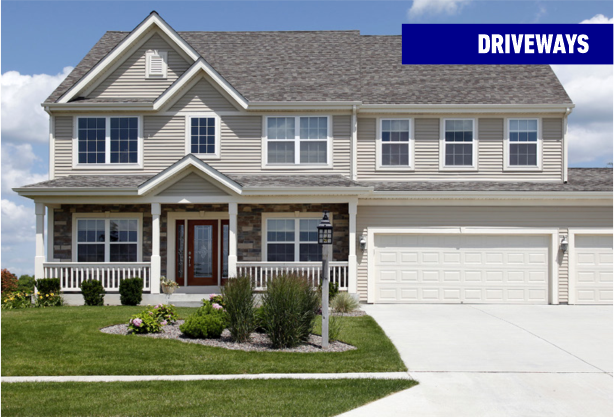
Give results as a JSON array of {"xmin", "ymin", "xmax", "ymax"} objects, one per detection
[
  {"xmin": 368, "ymin": 168, "xmax": 613, "ymax": 192},
  {"xmin": 45, "ymin": 28, "xmax": 572, "ymax": 105},
  {"xmin": 18, "ymin": 169, "xmax": 611, "ymax": 193}
]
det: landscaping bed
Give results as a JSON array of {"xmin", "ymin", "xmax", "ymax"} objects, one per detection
[{"xmin": 101, "ymin": 321, "xmax": 356, "ymax": 353}]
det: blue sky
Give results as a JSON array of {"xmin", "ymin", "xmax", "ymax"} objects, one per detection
[{"xmin": 1, "ymin": 1, "xmax": 612, "ymax": 275}]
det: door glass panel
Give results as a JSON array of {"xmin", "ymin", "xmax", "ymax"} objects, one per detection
[
  {"xmin": 177, "ymin": 223, "xmax": 185, "ymax": 280},
  {"xmin": 222, "ymin": 224, "xmax": 229, "ymax": 278},
  {"xmin": 193, "ymin": 225, "xmax": 213, "ymax": 278}
]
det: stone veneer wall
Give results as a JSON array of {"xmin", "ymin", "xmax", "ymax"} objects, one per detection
[{"xmin": 238, "ymin": 203, "xmax": 349, "ymax": 262}]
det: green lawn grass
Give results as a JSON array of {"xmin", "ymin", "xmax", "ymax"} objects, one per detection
[
  {"xmin": 1, "ymin": 379, "xmax": 417, "ymax": 417},
  {"xmin": 1, "ymin": 306, "xmax": 406, "ymax": 376}
]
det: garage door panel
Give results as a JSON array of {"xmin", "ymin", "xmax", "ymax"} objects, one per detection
[
  {"xmin": 374, "ymin": 234, "xmax": 549, "ymax": 304},
  {"xmin": 573, "ymin": 235, "xmax": 613, "ymax": 305}
]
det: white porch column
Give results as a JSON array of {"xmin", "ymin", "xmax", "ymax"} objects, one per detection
[
  {"xmin": 228, "ymin": 202, "xmax": 238, "ymax": 278},
  {"xmin": 348, "ymin": 200, "xmax": 358, "ymax": 294},
  {"xmin": 151, "ymin": 203, "xmax": 161, "ymax": 294},
  {"xmin": 35, "ymin": 202, "xmax": 46, "ymax": 280}
]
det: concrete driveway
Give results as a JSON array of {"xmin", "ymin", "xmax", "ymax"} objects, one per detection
[{"xmin": 341, "ymin": 304, "xmax": 612, "ymax": 417}]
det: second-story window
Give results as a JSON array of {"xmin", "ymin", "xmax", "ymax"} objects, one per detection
[
  {"xmin": 77, "ymin": 117, "xmax": 140, "ymax": 165},
  {"xmin": 443, "ymin": 119, "xmax": 475, "ymax": 168},
  {"xmin": 380, "ymin": 119, "xmax": 412, "ymax": 168},
  {"xmin": 186, "ymin": 115, "xmax": 220, "ymax": 158},
  {"xmin": 508, "ymin": 119, "xmax": 539, "ymax": 167},
  {"xmin": 266, "ymin": 116, "xmax": 330, "ymax": 166}
]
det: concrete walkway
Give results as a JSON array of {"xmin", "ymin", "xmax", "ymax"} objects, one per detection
[
  {"xmin": 1, "ymin": 372, "xmax": 412, "ymax": 384},
  {"xmin": 341, "ymin": 304, "xmax": 613, "ymax": 417}
]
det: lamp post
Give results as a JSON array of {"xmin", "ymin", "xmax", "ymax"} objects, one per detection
[{"xmin": 317, "ymin": 211, "xmax": 333, "ymax": 349}]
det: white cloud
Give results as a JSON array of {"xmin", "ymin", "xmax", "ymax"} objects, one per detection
[
  {"xmin": 581, "ymin": 14, "xmax": 613, "ymax": 24},
  {"xmin": 1, "ymin": 143, "xmax": 48, "ymax": 196},
  {"xmin": 1, "ymin": 67, "xmax": 72, "ymax": 144},
  {"xmin": 408, "ymin": 0, "xmax": 470, "ymax": 18},
  {"xmin": 1, "ymin": 199, "xmax": 35, "ymax": 244},
  {"xmin": 566, "ymin": 122, "xmax": 613, "ymax": 165}
]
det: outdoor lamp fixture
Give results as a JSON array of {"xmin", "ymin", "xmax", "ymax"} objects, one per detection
[
  {"xmin": 317, "ymin": 211, "xmax": 333, "ymax": 350},
  {"xmin": 359, "ymin": 235, "xmax": 367, "ymax": 251},
  {"xmin": 560, "ymin": 236, "xmax": 569, "ymax": 253}
]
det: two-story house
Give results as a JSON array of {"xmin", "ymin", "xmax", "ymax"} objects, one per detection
[{"xmin": 15, "ymin": 12, "xmax": 613, "ymax": 305}]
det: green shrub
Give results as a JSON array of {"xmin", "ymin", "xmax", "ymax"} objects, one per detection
[
  {"xmin": 222, "ymin": 276, "xmax": 255, "ymax": 342},
  {"xmin": 119, "ymin": 277, "xmax": 143, "ymax": 306},
  {"xmin": 179, "ymin": 302, "xmax": 228, "ymax": 339},
  {"xmin": 206, "ymin": 294, "xmax": 225, "ymax": 308},
  {"xmin": 17, "ymin": 275, "xmax": 35, "ymax": 293},
  {"xmin": 1, "ymin": 291, "xmax": 33, "ymax": 309},
  {"xmin": 151, "ymin": 304, "xmax": 179, "ymax": 324},
  {"xmin": 128, "ymin": 310, "xmax": 163, "ymax": 334},
  {"xmin": 261, "ymin": 274, "xmax": 320, "ymax": 349},
  {"xmin": 330, "ymin": 292, "xmax": 360, "ymax": 314},
  {"xmin": 35, "ymin": 292, "xmax": 64, "ymax": 308},
  {"xmin": 254, "ymin": 306, "xmax": 267, "ymax": 333},
  {"xmin": 80, "ymin": 280, "xmax": 105, "ymax": 306},
  {"xmin": 2, "ymin": 269, "xmax": 18, "ymax": 293},
  {"xmin": 35, "ymin": 278, "xmax": 60, "ymax": 295},
  {"xmin": 318, "ymin": 280, "xmax": 339, "ymax": 301}
]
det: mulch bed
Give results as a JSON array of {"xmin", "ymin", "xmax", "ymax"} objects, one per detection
[{"xmin": 100, "ymin": 321, "xmax": 356, "ymax": 353}]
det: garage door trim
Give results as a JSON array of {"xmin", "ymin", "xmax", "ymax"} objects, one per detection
[
  {"xmin": 568, "ymin": 228, "xmax": 614, "ymax": 305},
  {"xmin": 366, "ymin": 227, "xmax": 560, "ymax": 304}
]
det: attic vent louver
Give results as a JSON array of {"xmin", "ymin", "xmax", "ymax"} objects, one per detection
[{"xmin": 146, "ymin": 50, "xmax": 168, "ymax": 79}]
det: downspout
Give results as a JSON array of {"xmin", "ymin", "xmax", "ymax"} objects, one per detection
[
  {"xmin": 563, "ymin": 107, "xmax": 572, "ymax": 183},
  {"xmin": 351, "ymin": 105, "xmax": 358, "ymax": 181}
]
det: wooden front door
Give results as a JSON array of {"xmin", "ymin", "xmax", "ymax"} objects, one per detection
[{"xmin": 187, "ymin": 220, "xmax": 218, "ymax": 286}]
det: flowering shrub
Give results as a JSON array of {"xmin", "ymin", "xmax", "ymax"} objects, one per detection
[
  {"xmin": 1, "ymin": 269, "xmax": 18, "ymax": 293},
  {"xmin": 128, "ymin": 311, "xmax": 163, "ymax": 334},
  {"xmin": 1, "ymin": 291, "xmax": 33, "ymax": 310},
  {"xmin": 151, "ymin": 304, "xmax": 179, "ymax": 324},
  {"xmin": 207, "ymin": 294, "xmax": 225, "ymax": 308},
  {"xmin": 35, "ymin": 292, "xmax": 64, "ymax": 308}
]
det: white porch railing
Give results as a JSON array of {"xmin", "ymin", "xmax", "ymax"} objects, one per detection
[
  {"xmin": 236, "ymin": 261, "xmax": 349, "ymax": 291},
  {"xmin": 43, "ymin": 262, "xmax": 151, "ymax": 292}
]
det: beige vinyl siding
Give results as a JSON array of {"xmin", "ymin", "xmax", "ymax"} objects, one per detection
[
  {"xmin": 168, "ymin": 78, "xmax": 238, "ymax": 112},
  {"xmin": 54, "ymin": 116, "xmax": 73, "ymax": 176},
  {"xmin": 156, "ymin": 172, "xmax": 228, "ymax": 196},
  {"xmin": 88, "ymin": 33, "xmax": 191, "ymax": 99},
  {"xmin": 54, "ymin": 115, "xmax": 351, "ymax": 176},
  {"xmin": 356, "ymin": 205, "xmax": 613, "ymax": 301},
  {"xmin": 357, "ymin": 116, "xmax": 563, "ymax": 181}
]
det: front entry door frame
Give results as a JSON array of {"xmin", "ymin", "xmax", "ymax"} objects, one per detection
[
  {"xmin": 167, "ymin": 212, "xmax": 230, "ymax": 287},
  {"xmin": 187, "ymin": 220, "xmax": 218, "ymax": 286}
]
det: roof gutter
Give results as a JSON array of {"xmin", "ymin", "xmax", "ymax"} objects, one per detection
[
  {"xmin": 367, "ymin": 190, "xmax": 612, "ymax": 200},
  {"xmin": 360, "ymin": 103, "xmax": 575, "ymax": 114}
]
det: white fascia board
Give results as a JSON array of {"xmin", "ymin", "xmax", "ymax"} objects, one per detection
[
  {"xmin": 365, "ymin": 191, "xmax": 613, "ymax": 200},
  {"xmin": 57, "ymin": 13, "xmax": 199, "ymax": 104},
  {"xmin": 248, "ymin": 101, "xmax": 362, "ymax": 111},
  {"xmin": 138, "ymin": 155, "xmax": 243, "ymax": 195},
  {"xmin": 154, "ymin": 59, "xmax": 248, "ymax": 111},
  {"xmin": 241, "ymin": 186, "xmax": 373, "ymax": 196},
  {"xmin": 13, "ymin": 188, "xmax": 139, "ymax": 198},
  {"xmin": 359, "ymin": 103, "xmax": 575, "ymax": 114}
]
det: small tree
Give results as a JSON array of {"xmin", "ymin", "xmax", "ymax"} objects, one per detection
[
  {"xmin": 17, "ymin": 275, "xmax": 36, "ymax": 292},
  {"xmin": 1, "ymin": 269, "xmax": 18, "ymax": 293}
]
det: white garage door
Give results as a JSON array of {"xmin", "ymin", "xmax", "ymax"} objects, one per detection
[
  {"xmin": 573, "ymin": 235, "xmax": 613, "ymax": 304},
  {"xmin": 374, "ymin": 234, "xmax": 549, "ymax": 304}
]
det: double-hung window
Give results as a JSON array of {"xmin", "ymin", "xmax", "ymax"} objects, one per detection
[
  {"xmin": 186, "ymin": 115, "xmax": 220, "ymax": 158},
  {"xmin": 266, "ymin": 116, "xmax": 330, "ymax": 166},
  {"xmin": 379, "ymin": 119, "xmax": 412, "ymax": 168},
  {"xmin": 76, "ymin": 218, "xmax": 140, "ymax": 263},
  {"xmin": 507, "ymin": 119, "xmax": 540, "ymax": 169},
  {"xmin": 442, "ymin": 119, "xmax": 476, "ymax": 168},
  {"xmin": 265, "ymin": 218, "xmax": 326, "ymax": 262},
  {"xmin": 76, "ymin": 116, "xmax": 141, "ymax": 167}
]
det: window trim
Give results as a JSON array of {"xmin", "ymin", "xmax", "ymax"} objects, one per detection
[
  {"xmin": 262, "ymin": 115, "xmax": 333, "ymax": 169},
  {"xmin": 376, "ymin": 117, "xmax": 414, "ymax": 171},
  {"xmin": 261, "ymin": 212, "xmax": 333, "ymax": 262},
  {"xmin": 184, "ymin": 113, "xmax": 222, "ymax": 159},
  {"xmin": 504, "ymin": 117, "xmax": 543, "ymax": 172},
  {"xmin": 145, "ymin": 50, "xmax": 168, "ymax": 79},
  {"xmin": 71, "ymin": 213, "xmax": 143, "ymax": 263},
  {"xmin": 439, "ymin": 118, "xmax": 478, "ymax": 171},
  {"xmin": 72, "ymin": 115, "xmax": 144, "ymax": 170}
]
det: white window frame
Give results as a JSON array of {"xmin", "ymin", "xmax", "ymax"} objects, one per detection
[
  {"xmin": 439, "ymin": 118, "xmax": 478, "ymax": 171},
  {"xmin": 376, "ymin": 118, "xmax": 414, "ymax": 171},
  {"xmin": 71, "ymin": 213, "xmax": 143, "ymax": 263},
  {"xmin": 72, "ymin": 115, "xmax": 144, "ymax": 170},
  {"xmin": 145, "ymin": 50, "xmax": 168, "ymax": 79},
  {"xmin": 184, "ymin": 113, "xmax": 222, "ymax": 159},
  {"xmin": 504, "ymin": 118, "xmax": 543, "ymax": 171},
  {"xmin": 261, "ymin": 212, "xmax": 333, "ymax": 262},
  {"xmin": 262, "ymin": 115, "xmax": 333, "ymax": 169}
]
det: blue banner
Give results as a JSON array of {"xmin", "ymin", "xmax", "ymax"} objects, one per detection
[{"xmin": 402, "ymin": 24, "xmax": 613, "ymax": 65}]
